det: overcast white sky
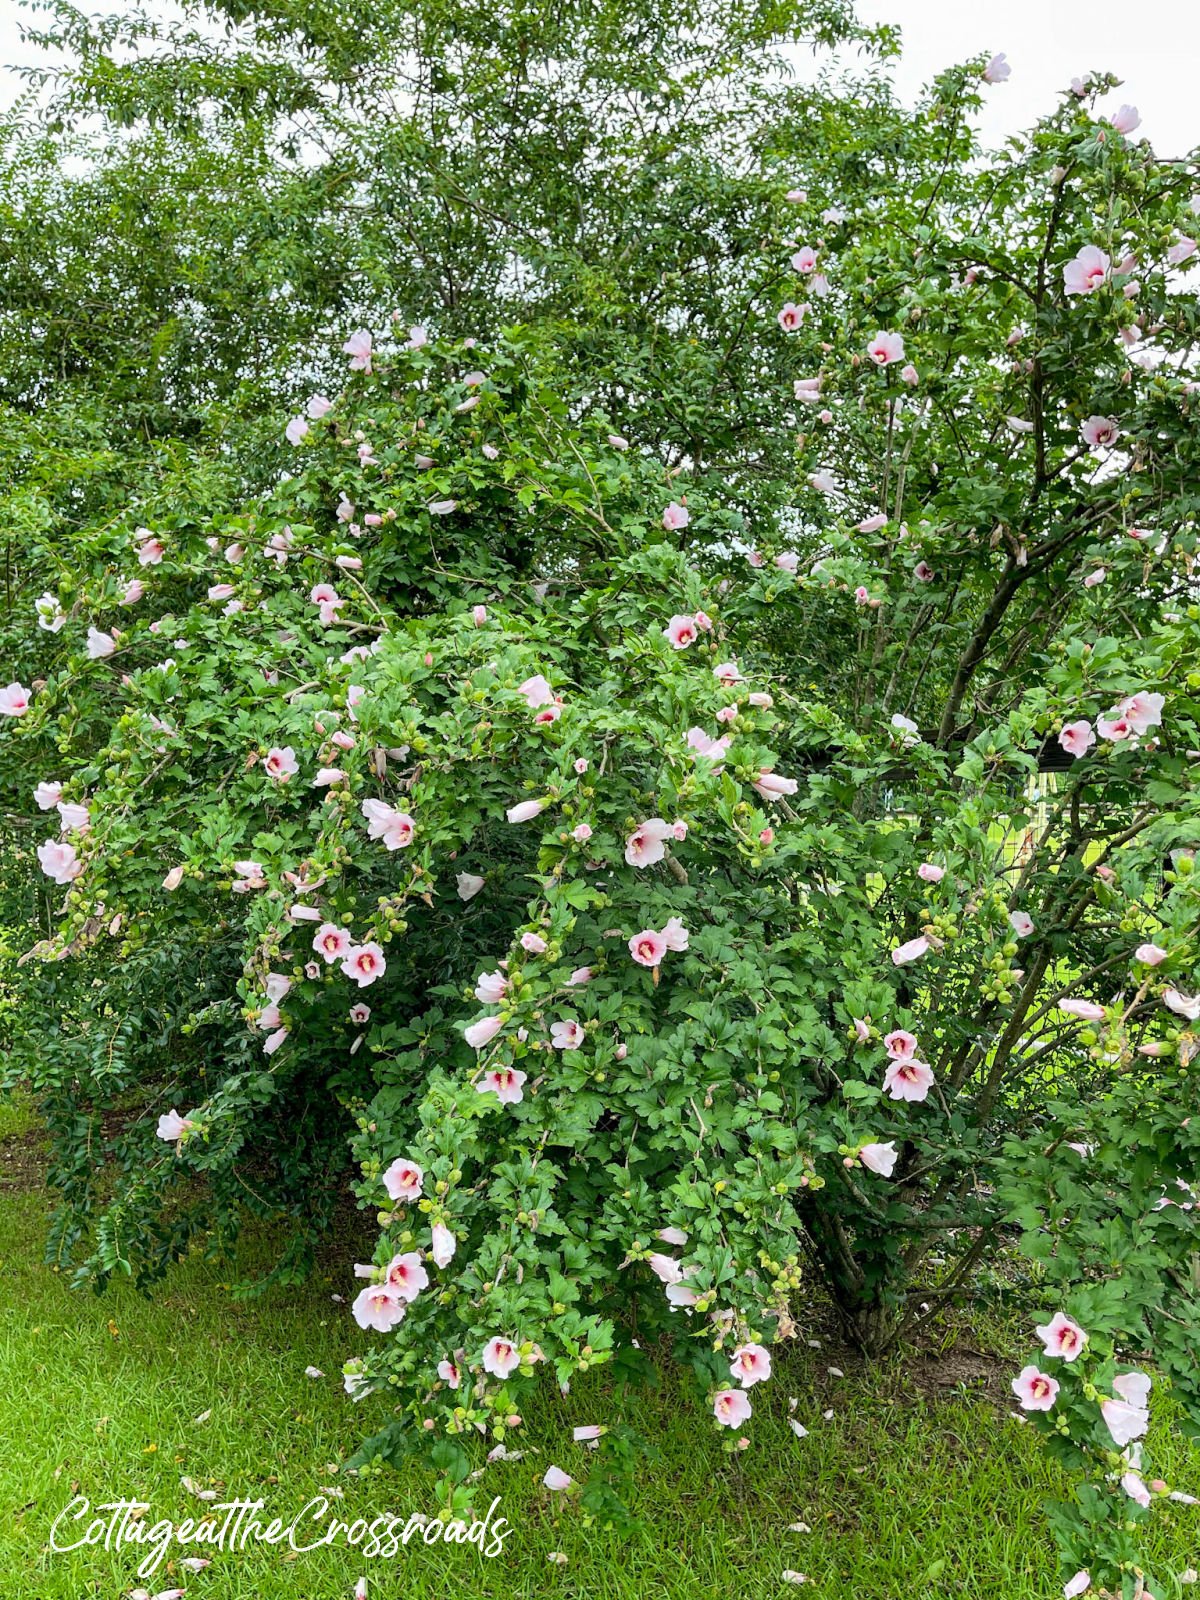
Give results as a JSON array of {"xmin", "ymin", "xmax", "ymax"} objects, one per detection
[{"xmin": 0, "ymin": 0, "xmax": 1197, "ymax": 155}]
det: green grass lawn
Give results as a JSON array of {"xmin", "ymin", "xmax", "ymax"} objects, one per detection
[{"xmin": 2, "ymin": 1098, "xmax": 1198, "ymax": 1599}]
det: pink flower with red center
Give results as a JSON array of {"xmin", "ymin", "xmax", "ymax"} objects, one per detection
[
  {"xmin": 264, "ymin": 746, "xmax": 298, "ymax": 782},
  {"xmin": 883, "ymin": 1029, "xmax": 918, "ymax": 1059},
  {"xmin": 551, "ymin": 1018, "xmax": 585, "ymax": 1050},
  {"xmin": 629, "ymin": 929, "xmax": 668, "ymax": 968},
  {"xmin": 1, "ymin": 683, "xmax": 32, "ymax": 716},
  {"xmin": 350, "ymin": 1002, "xmax": 371, "ymax": 1024},
  {"xmin": 342, "ymin": 943, "xmax": 386, "ymax": 987},
  {"xmin": 883, "ymin": 1056, "xmax": 935, "ymax": 1102},
  {"xmin": 352, "ymin": 1283, "xmax": 406, "ymax": 1333},
  {"xmin": 913, "ymin": 562, "xmax": 934, "ymax": 583},
  {"xmin": 730, "ymin": 1343, "xmax": 772, "ymax": 1387},
  {"xmin": 437, "ymin": 1357, "xmax": 461, "ymax": 1388},
  {"xmin": 713, "ymin": 1388, "xmax": 753, "ymax": 1427},
  {"xmin": 480, "ymin": 1066, "xmax": 527, "ymax": 1105},
  {"xmin": 361, "ymin": 798, "xmax": 415, "ymax": 850},
  {"xmin": 1116, "ymin": 691, "xmax": 1164, "ymax": 735},
  {"xmin": 662, "ymin": 502, "xmax": 690, "ymax": 532},
  {"xmin": 482, "ymin": 1337, "xmax": 521, "ymax": 1379},
  {"xmin": 1009, "ymin": 911, "xmax": 1034, "ymax": 938},
  {"xmin": 313, "ymin": 923, "xmax": 353, "ymax": 963},
  {"xmin": 1081, "ymin": 415, "xmax": 1120, "ymax": 450},
  {"xmin": 791, "ymin": 246, "xmax": 817, "ymax": 273},
  {"xmin": 385, "ymin": 1251, "xmax": 429, "ymax": 1301},
  {"xmin": 777, "ymin": 302, "xmax": 807, "ymax": 332},
  {"xmin": 625, "ymin": 818, "xmax": 673, "ymax": 867},
  {"xmin": 1063, "ymin": 245, "xmax": 1111, "ymax": 296},
  {"xmin": 866, "ymin": 331, "xmax": 905, "ymax": 366},
  {"xmin": 383, "ymin": 1159, "xmax": 423, "ymax": 1202},
  {"xmin": 1035, "ymin": 1312, "xmax": 1088, "ymax": 1361},
  {"xmin": 664, "ymin": 614, "xmax": 698, "ymax": 649},
  {"xmin": 136, "ymin": 536, "xmax": 165, "ymax": 566},
  {"xmin": 1058, "ymin": 720, "xmax": 1096, "ymax": 759},
  {"xmin": 1011, "ymin": 1365, "xmax": 1059, "ymax": 1411}
]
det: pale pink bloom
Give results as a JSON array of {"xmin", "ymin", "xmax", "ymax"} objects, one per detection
[
  {"xmin": 265, "ymin": 973, "xmax": 291, "ymax": 1002},
  {"xmin": 891, "ymin": 936, "xmax": 930, "ymax": 966},
  {"xmin": 625, "ymin": 818, "xmax": 673, "ymax": 867},
  {"xmin": 917, "ymin": 863, "xmax": 944, "ymax": 883},
  {"xmin": 465, "ymin": 1014, "xmax": 504, "ymax": 1050},
  {"xmin": 809, "ymin": 470, "xmax": 835, "ymax": 494},
  {"xmin": 665, "ymin": 1282, "xmax": 698, "ymax": 1308},
  {"xmin": 551, "ymin": 1018, "xmax": 585, "ymax": 1050},
  {"xmin": 567, "ymin": 967, "xmax": 593, "ymax": 987},
  {"xmin": 794, "ymin": 376, "xmax": 822, "ymax": 403},
  {"xmin": 1108, "ymin": 104, "xmax": 1141, "ymax": 134},
  {"xmin": 481, "ymin": 443, "xmax": 499, "ymax": 460},
  {"xmin": 713, "ymin": 660, "xmax": 743, "ymax": 686},
  {"xmin": 866, "ymin": 331, "xmax": 905, "ymax": 366},
  {"xmin": 1063, "ymin": 1572, "xmax": 1090, "ymax": 1599},
  {"xmin": 671, "ymin": 821, "xmax": 687, "ymax": 841},
  {"xmin": 305, "ymin": 394, "xmax": 332, "ymax": 419},
  {"xmin": 1058, "ymin": 998, "xmax": 1106, "ymax": 1020},
  {"xmin": 1102, "ymin": 1393, "xmax": 1150, "ymax": 1446},
  {"xmin": 661, "ymin": 916, "xmax": 689, "ymax": 951},
  {"xmin": 35, "ymin": 591, "xmax": 66, "ymax": 631},
  {"xmin": 480, "ymin": 1066, "xmax": 527, "ymax": 1104},
  {"xmin": 1168, "ymin": 236, "xmax": 1198, "ymax": 266},
  {"xmin": 37, "ymin": 839, "xmax": 83, "ymax": 884},
  {"xmin": 1116, "ymin": 691, "xmax": 1164, "ymax": 734},
  {"xmin": 574, "ymin": 1424, "xmax": 604, "ymax": 1442},
  {"xmin": 1012, "ymin": 1364, "xmax": 1059, "ymax": 1411},
  {"xmin": 856, "ymin": 514, "xmax": 888, "ymax": 532},
  {"xmin": 900, "ymin": 363, "xmax": 919, "ymax": 386},
  {"xmin": 791, "ymin": 246, "xmax": 817, "ymax": 273},
  {"xmin": 428, "ymin": 499, "xmax": 458, "ymax": 516},
  {"xmin": 85, "ymin": 627, "xmax": 116, "ymax": 659},
  {"xmin": 658, "ymin": 1226, "xmax": 688, "ymax": 1245},
  {"xmin": 431, "ymin": 1223, "xmax": 456, "ymax": 1269},
  {"xmin": 469, "ymin": 604, "xmax": 488, "ymax": 628},
  {"xmin": 884, "ymin": 1029, "xmax": 918, "ymax": 1059},
  {"xmin": 1081, "ymin": 415, "xmax": 1119, "ymax": 450},
  {"xmin": 662, "ymin": 502, "xmax": 690, "ymax": 532},
  {"xmin": 343, "ymin": 329, "xmax": 373, "ymax": 371},
  {"xmin": 383, "ymin": 1159, "xmax": 424, "ymax": 1202},
  {"xmin": 136, "ymin": 536, "xmax": 165, "ymax": 565},
  {"xmin": 630, "ymin": 930, "xmax": 667, "ymax": 968},
  {"xmin": 713, "ymin": 1388, "xmax": 753, "ymax": 1427},
  {"xmin": 517, "ymin": 674, "xmax": 554, "ymax": 709},
  {"xmin": 1096, "ymin": 712, "xmax": 1132, "ymax": 741},
  {"xmin": 694, "ymin": 611, "xmax": 713, "ymax": 632},
  {"xmin": 1121, "ymin": 1471, "xmax": 1151, "ymax": 1509},
  {"xmin": 716, "ymin": 705, "xmax": 737, "ymax": 724},
  {"xmin": 777, "ymin": 302, "xmax": 807, "ymax": 332},
  {"xmin": 507, "ymin": 797, "xmax": 548, "ymax": 827},
  {"xmin": 437, "ymin": 1357, "xmax": 461, "ymax": 1388},
  {"xmin": 572, "ymin": 823, "xmax": 592, "ymax": 842},
  {"xmin": 521, "ymin": 931, "xmax": 547, "ymax": 954},
  {"xmin": 57, "ymin": 801, "xmax": 89, "ymax": 834},
  {"xmin": 983, "ymin": 52, "xmax": 1010, "ymax": 83},
  {"xmin": 687, "ymin": 727, "xmax": 731, "ymax": 764},
  {"xmin": 385, "ymin": 1251, "xmax": 429, "ymax": 1301},
  {"xmin": 1114, "ymin": 1371, "xmax": 1152, "ymax": 1408},
  {"xmin": 854, "ymin": 586, "xmax": 870, "ymax": 605},
  {"xmin": 543, "ymin": 1466, "xmax": 573, "ymax": 1491},
  {"xmin": 752, "ymin": 770, "xmax": 798, "ymax": 802},
  {"xmin": 207, "ymin": 583, "xmax": 236, "ymax": 601},
  {"xmin": 1134, "ymin": 943, "xmax": 1167, "ymax": 966},
  {"xmin": 1164, "ymin": 988, "xmax": 1200, "ymax": 1021},
  {"xmin": 313, "ymin": 923, "xmax": 353, "ymax": 964},
  {"xmin": 853, "ymin": 1017, "xmax": 870, "ymax": 1043},
  {"xmin": 289, "ymin": 904, "xmax": 321, "ymax": 922},
  {"xmin": 1058, "ymin": 720, "xmax": 1096, "ymax": 759},
  {"xmin": 264, "ymin": 746, "xmax": 298, "ymax": 782},
  {"xmin": 350, "ymin": 1003, "xmax": 371, "ymax": 1024},
  {"xmin": 475, "ymin": 970, "xmax": 507, "ymax": 1004},
  {"xmin": 1035, "ymin": 1312, "xmax": 1088, "ymax": 1361},
  {"xmin": 120, "ymin": 579, "xmax": 144, "ymax": 605},
  {"xmin": 1063, "ymin": 245, "xmax": 1111, "ymax": 296},
  {"xmin": 730, "ymin": 1343, "xmax": 772, "ymax": 1387},
  {"xmin": 361, "ymin": 797, "xmax": 415, "ymax": 850},
  {"xmin": 1007, "ymin": 416, "xmax": 1034, "ymax": 434},
  {"xmin": 913, "ymin": 562, "xmax": 934, "ymax": 583},
  {"xmin": 162, "ymin": 865, "xmax": 185, "ymax": 891},
  {"xmin": 156, "ymin": 1109, "xmax": 195, "ymax": 1143},
  {"xmin": 664, "ymin": 613, "xmax": 698, "ymax": 649},
  {"xmin": 285, "ymin": 415, "xmax": 310, "ymax": 445},
  {"xmin": 342, "ymin": 943, "xmax": 386, "ymax": 987},
  {"xmin": 313, "ymin": 767, "xmax": 346, "ymax": 788},
  {"xmin": 352, "ymin": 1284, "xmax": 406, "ymax": 1333},
  {"xmin": 859, "ymin": 1141, "xmax": 897, "ymax": 1176},
  {"xmin": 607, "ymin": 433, "xmax": 629, "ymax": 450},
  {"xmin": 883, "ymin": 1056, "xmax": 934, "ymax": 1102},
  {"xmin": 1009, "ymin": 911, "xmax": 1034, "ymax": 938},
  {"xmin": 482, "ymin": 1337, "xmax": 521, "ymax": 1379}
]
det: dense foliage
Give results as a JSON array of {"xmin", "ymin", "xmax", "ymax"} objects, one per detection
[{"xmin": 2, "ymin": 3, "xmax": 1199, "ymax": 1593}]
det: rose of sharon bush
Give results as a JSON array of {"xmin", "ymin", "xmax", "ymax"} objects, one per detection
[{"xmin": 2, "ymin": 55, "xmax": 1199, "ymax": 1594}]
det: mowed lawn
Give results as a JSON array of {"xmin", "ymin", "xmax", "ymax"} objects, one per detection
[{"xmin": 2, "ymin": 1097, "xmax": 1198, "ymax": 1600}]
